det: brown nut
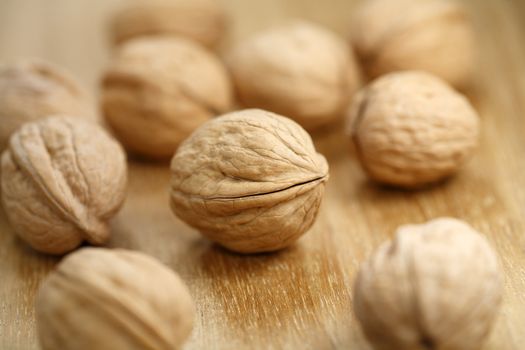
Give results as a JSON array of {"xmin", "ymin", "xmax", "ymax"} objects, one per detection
[
  {"xmin": 1, "ymin": 117, "xmax": 127, "ymax": 254},
  {"xmin": 36, "ymin": 248, "xmax": 195, "ymax": 350},
  {"xmin": 351, "ymin": 0, "xmax": 475, "ymax": 88},
  {"xmin": 0, "ymin": 60, "xmax": 93, "ymax": 151},
  {"xmin": 102, "ymin": 36, "xmax": 233, "ymax": 159},
  {"xmin": 347, "ymin": 71, "xmax": 479, "ymax": 189},
  {"xmin": 111, "ymin": 0, "xmax": 227, "ymax": 49},
  {"xmin": 354, "ymin": 217, "xmax": 502, "ymax": 350},
  {"xmin": 228, "ymin": 20, "xmax": 361, "ymax": 130},
  {"xmin": 169, "ymin": 109, "xmax": 329, "ymax": 253}
]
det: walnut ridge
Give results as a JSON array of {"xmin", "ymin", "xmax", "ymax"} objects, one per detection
[
  {"xmin": 348, "ymin": 71, "xmax": 479, "ymax": 188},
  {"xmin": 102, "ymin": 36, "xmax": 233, "ymax": 159},
  {"xmin": 169, "ymin": 109, "xmax": 329, "ymax": 253},
  {"xmin": 111, "ymin": 0, "xmax": 228, "ymax": 49},
  {"xmin": 1, "ymin": 117, "xmax": 127, "ymax": 254},
  {"xmin": 351, "ymin": 0, "xmax": 475, "ymax": 88},
  {"xmin": 228, "ymin": 20, "xmax": 361, "ymax": 130},
  {"xmin": 353, "ymin": 218, "xmax": 502, "ymax": 350},
  {"xmin": 36, "ymin": 248, "xmax": 195, "ymax": 350},
  {"xmin": 0, "ymin": 60, "xmax": 92, "ymax": 151}
]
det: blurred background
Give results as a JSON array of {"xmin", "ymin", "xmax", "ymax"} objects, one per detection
[
  {"xmin": 0, "ymin": 0, "xmax": 361, "ymax": 93},
  {"xmin": 0, "ymin": 0, "xmax": 522, "ymax": 93}
]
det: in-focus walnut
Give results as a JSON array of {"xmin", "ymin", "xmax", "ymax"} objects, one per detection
[
  {"xmin": 170, "ymin": 109, "xmax": 329, "ymax": 254},
  {"xmin": 354, "ymin": 217, "xmax": 502, "ymax": 350},
  {"xmin": 111, "ymin": 0, "xmax": 228, "ymax": 49},
  {"xmin": 0, "ymin": 60, "xmax": 93, "ymax": 151},
  {"xmin": 351, "ymin": 0, "xmax": 475, "ymax": 88},
  {"xmin": 36, "ymin": 248, "xmax": 195, "ymax": 350},
  {"xmin": 1, "ymin": 117, "xmax": 127, "ymax": 255},
  {"xmin": 102, "ymin": 36, "xmax": 233, "ymax": 159},
  {"xmin": 347, "ymin": 71, "xmax": 479, "ymax": 189},
  {"xmin": 228, "ymin": 20, "xmax": 361, "ymax": 130}
]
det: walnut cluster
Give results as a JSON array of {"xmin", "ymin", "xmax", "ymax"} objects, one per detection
[{"xmin": 0, "ymin": 1, "xmax": 502, "ymax": 350}]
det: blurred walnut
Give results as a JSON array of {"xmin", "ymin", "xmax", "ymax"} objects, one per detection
[
  {"xmin": 0, "ymin": 60, "xmax": 93, "ymax": 151},
  {"xmin": 111, "ymin": 0, "xmax": 228, "ymax": 49},
  {"xmin": 228, "ymin": 20, "xmax": 361, "ymax": 130},
  {"xmin": 1, "ymin": 117, "xmax": 127, "ymax": 255},
  {"xmin": 37, "ymin": 248, "xmax": 195, "ymax": 350},
  {"xmin": 102, "ymin": 36, "xmax": 233, "ymax": 159},
  {"xmin": 347, "ymin": 71, "xmax": 479, "ymax": 188},
  {"xmin": 354, "ymin": 218, "xmax": 502, "ymax": 350},
  {"xmin": 170, "ymin": 109, "xmax": 329, "ymax": 253},
  {"xmin": 351, "ymin": 0, "xmax": 475, "ymax": 88}
]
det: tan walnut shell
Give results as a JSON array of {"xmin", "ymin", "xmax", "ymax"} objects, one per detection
[
  {"xmin": 0, "ymin": 59, "xmax": 93, "ymax": 151},
  {"xmin": 111, "ymin": 0, "xmax": 228, "ymax": 49},
  {"xmin": 351, "ymin": 0, "xmax": 475, "ymax": 88},
  {"xmin": 170, "ymin": 109, "xmax": 329, "ymax": 253},
  {"xmin": 0, "ymin": 117, "xmax": 127, "ymax": 255},
  {"xmin": 347, "ymin": 71, "xmax": 479, "ymax": 188},
  {"xmin": 228, "ymin": 20, "xmax": 361, "ymax": 130},
  {"xmin": 36, "ymin": 248, "xmax": 195, "ymax": 350},
  {"xmin": 353, "ymin": 217, "xmax": 502, "ymax": 350},
  {"xmin": 102, "ymin": 36, "xmax": 233, "ymax": 159}
]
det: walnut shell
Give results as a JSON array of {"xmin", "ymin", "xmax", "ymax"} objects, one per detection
[
  {"xmin": 0, "ymin": 60, "xmax": 93, "ymax": 151},
  {"xmin": 228, "ymin": 20, "xmax": 361, "ymax": 130},
  {"xmin": 347, "ymin": 71, "xmax": 479, "ymax": 188},
  {"xmin": 111, "ymin": 0, "xmax": 227, "ymax": 49},
  {"xmin": 351, "ymin": 0, "xmax": 475, "ymax": 88},
  {"xmin": 353, "ymin": 218, "xmax": 502, "ymax": 350},
  {"xmin": 102, "ymin": 36, "xmax": 233, "ymax": 159},
  {"xmin": 170, "ymin": 109, "xmax": 329, "ymax": 253},
  {"xmin": 36, "ymin": 248, "xmax": 195, "ymax": 350},
  {"xmin": 0, "ymin": 117, "xmax": 127, "ymax": 254}
]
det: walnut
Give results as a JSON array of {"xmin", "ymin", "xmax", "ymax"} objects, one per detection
[
  {"xmin": 353, "ymin": 218, "xmax": 502, "ymax": 350},
  {"xmin": 110, "ymin": 0, "xmax": 228, "ymax": 49},
  {"xmin": 102, "ymin": 36, "xmax": 233, "ymax": 159},
  {"xmin": 0, "ymin": 117, "xmax": 127, "ymax": 255},
  {"xmin": 347, "ymin": 71, "xmax": 479, "ymax": 189},
  {"xmin": 36, "ymin": 248, "xmax": 195, "ymax": 350},
  {"xmin": 0, "ymin": 60, "xmax": 93, "ymax": 151},
  {"xmin": 227, "ymin": 20, "xmax": 361, "ymax": 130},
  {"xmin": 169, "ymin": 109, "xmax": 329, "ymax": 253},
  {"xmin": 351, "ymin": 0, "xmax": 475, "ymax": 88}
]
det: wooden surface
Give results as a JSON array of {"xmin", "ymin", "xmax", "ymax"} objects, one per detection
[{"xmin": 1, "ymin": 0, "xmax": 525, "ymax": 349}]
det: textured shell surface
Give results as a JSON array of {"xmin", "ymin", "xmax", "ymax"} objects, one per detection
[
  {"xmin": 36, "ymin": 248, "xmax": 195, "ymax": 350},
  {"xmin": 111, "ymin": 0, "xmax": 227, "ymax": 48},
  {"xmin": 348, "ymin": 71, "xmax": 479, "ymax": 188},
  {"xmin": 0, "ymin": 117, "xmax": 127, "ymax": 254},
  {"xmin": 351, "ymin": 0, "xmax": 475, "ymax": 87},
  {"xmin": 102, "ymin": 36, "xmax": 233, "ymax": 159},
  {"xmin": 228, "ymin": 20, "xmax": 360, "ymax": 130},
  {"xmin": 0, "ymin": 60, "xmax": 92, "ymax": 151},
  {"xmin": 170, "ymin": 109, "xmax": 329, "ymax": 253},
  {"xmin": 354, "ymin": 217, "xmax": 502, "ymax": 350}
]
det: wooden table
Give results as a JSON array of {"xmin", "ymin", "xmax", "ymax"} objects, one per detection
[{"xmin": 1, "ymin": 0, "xmax": 524, "ymax": 349}]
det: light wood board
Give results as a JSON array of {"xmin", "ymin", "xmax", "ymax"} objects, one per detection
[{"xmin": 1, "ymin": 0, "xmax": 524, "ymax": 349}]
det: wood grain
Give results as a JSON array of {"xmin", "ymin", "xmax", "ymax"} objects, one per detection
[{"xmin": 1, "ymin": 0, "xmax": 525, "ymax": 349}]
